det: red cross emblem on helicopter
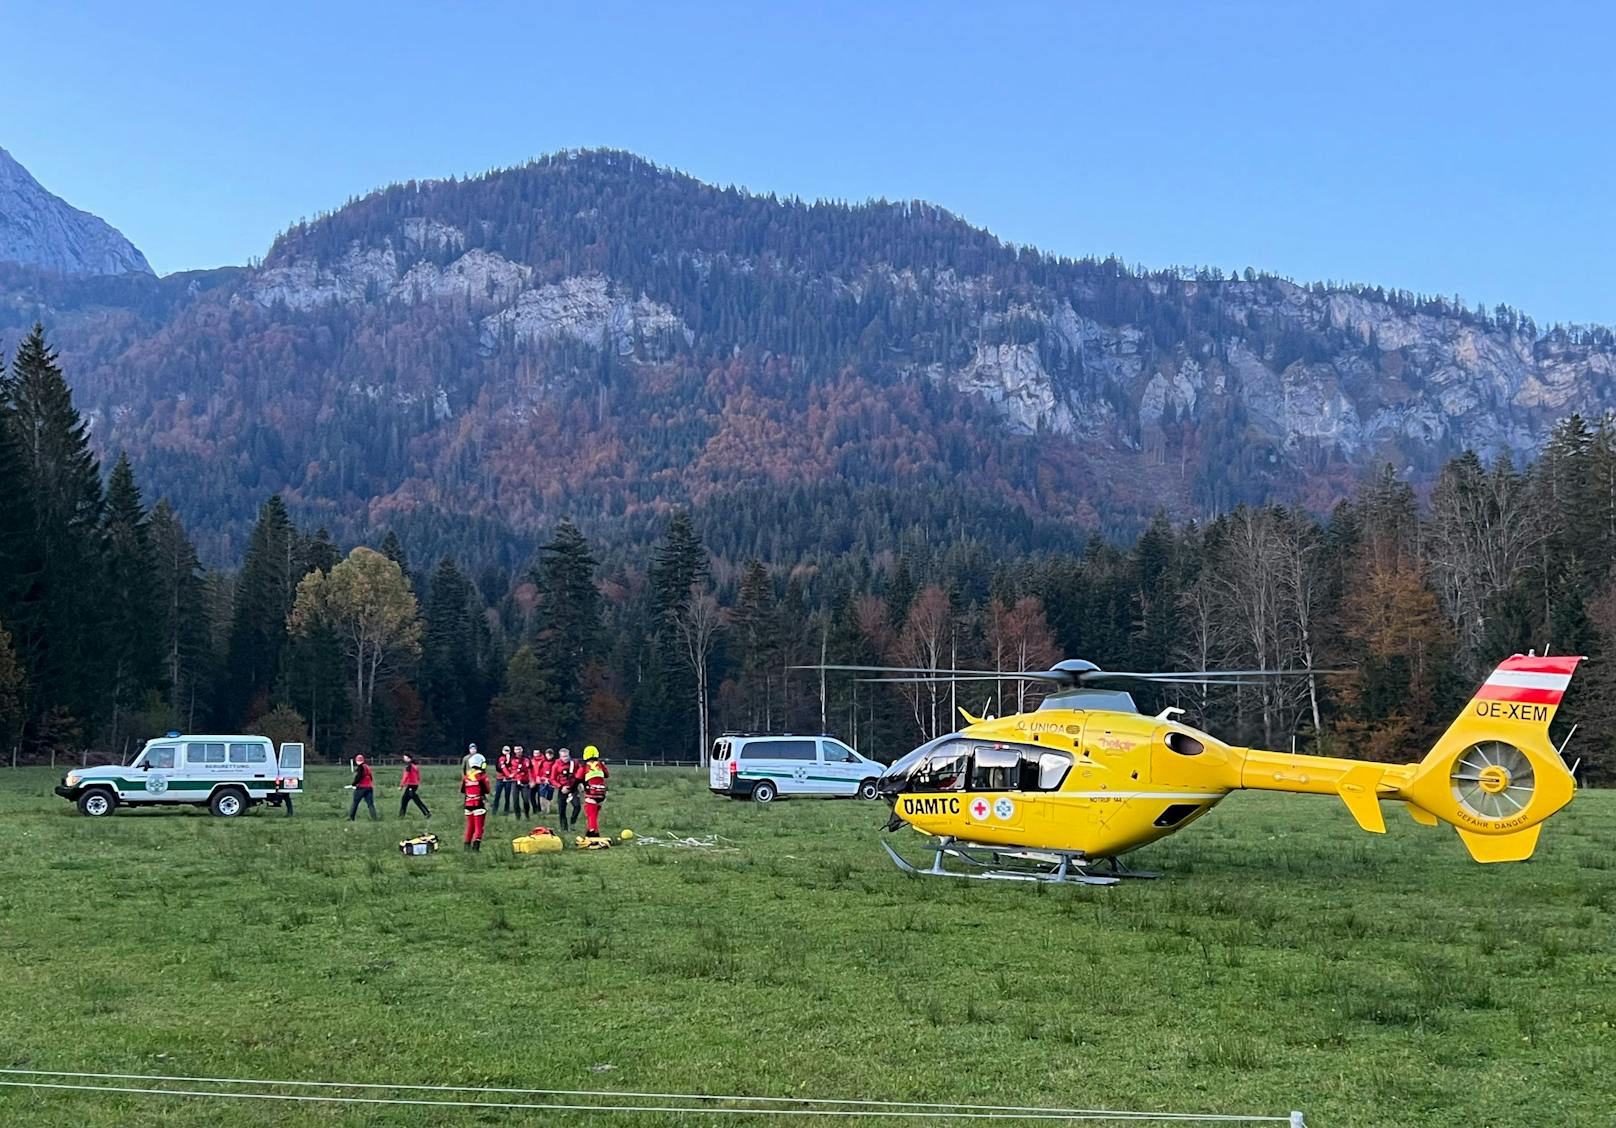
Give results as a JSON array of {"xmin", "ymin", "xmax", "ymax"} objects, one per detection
[{"xmin": 969, "ymin": 798, "xmax": 990, "ymax": 820}]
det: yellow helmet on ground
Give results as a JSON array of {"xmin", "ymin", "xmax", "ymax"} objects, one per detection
[
  {"xmin": 583, "ymin": 745, "xmax": 600, "ymax": 760},
  {"xmin": 619, "ymin": 829, "xmax": 635, "ymax": 841}
]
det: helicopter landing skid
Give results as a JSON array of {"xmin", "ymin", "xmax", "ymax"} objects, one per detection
[{"xmin": 883, "ymin": 839, "xmax": 1124, "ymax": 887}]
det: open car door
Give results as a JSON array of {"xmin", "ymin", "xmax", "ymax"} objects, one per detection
[{"xmin": 278, "ymin": 742, "xmax": 305, "ymax": 797}]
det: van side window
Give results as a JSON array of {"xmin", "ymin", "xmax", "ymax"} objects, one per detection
[
  {"xmin": 187, "ymin": 742, "xmax": 226, "ymax": 765},
  {"xmin": 756, "ymin": 739, "xmax": 815, "ymax": 761},
  {"xmin": 229, "ymin": 743, "xmax": 266, "ymax": 764},
  {"xmin": 823, "ymin": 741, "xmax": 859, "ymax": 763},
  {"xmin": 145, "ymin": 745, "xmax": 176, "ymax": 770}
]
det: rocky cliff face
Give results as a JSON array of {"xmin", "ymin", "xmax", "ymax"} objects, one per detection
[
  {"xmin": 0, "ymin": 147, "xmax": 153, "ymax": 276},
  {"xmin": 929, "ymin": 275, "xmax": 1611, "ymax": 468}
]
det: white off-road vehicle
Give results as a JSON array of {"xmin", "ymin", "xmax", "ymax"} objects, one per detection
[{"xmin": 54, "ymin": 734, "xmax": 304, "ymax": 817}]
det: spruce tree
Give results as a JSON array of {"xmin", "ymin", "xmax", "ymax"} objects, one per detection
[
  {"xmin": 0, "ymin": 620, "xmax": 23, "ymax": 757},
  {"xmin": 532, "ymin": 519, "xmax": 601, "ymax": 743},
  {"xmin": 299, "ymin": 527, "xmax": 340, "ymax": 575},
  {"xmin": 420, "ymin": 557, "xmax": 477, "ymax": 754},
  {"xmin": 149, "ymin": 500, "xmax": 211, "ymax": 728},
  {"xmin": 222, "ymin": 495, "xmax": 296, "ymax": 724},
  {"xmin": 730, "ymin": 560, "xmax": 779, "ymax": 729},
  {"xmin": 102, "ymin": 453, "xmax": 163, "ymax": 752},
  {"xmin": 0, "ymin": 324, "xmax": 105, "ymax": 740},
  {"xmin": 647, "ymin": 511, "xmax": 709, "ymax": 751},
  {"xmin": 0, "ymin": 387, "xmax": 37, "ymax": 641},
  {"xmin": 379, "ymin": 530, "xmax": 412, "ymax": 589},
  {"xmin": 488, "ymin": 645, "xmax": 556, "ymax": 741}
]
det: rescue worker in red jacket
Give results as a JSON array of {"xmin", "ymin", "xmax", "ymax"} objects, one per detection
[
  {"xmin": 513, "ymin": 745, "xmax": 532, "ymax": 819},
  {"xmin": 462, "ymin": 752, "xmax": 491, "ymax": 851},
  {"xmin": 398, "ymin": 753, "xmax": 430, "ymax": 818},
  {"xmin": 538, "ymin": 748, "xmax": 558, "ymax": 814},
  {"xmin": 553, "ymin": 747, "xmax": 580, "ymax": 831},
  {"xmin": 582, "ymin": 745, "xmax": 610, "ymax": 836},
  {"xmin": 492, "ymin": 746, "xmax": 514, "ymax": 815},
  {"xmin": 347, "ymin": 754, "xmax": 378, "ymax": 821}
]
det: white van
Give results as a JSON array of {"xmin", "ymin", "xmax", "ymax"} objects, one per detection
[
  {"xmin": 54, "ymin": 734, "xmax": 304, "ymax": 817},
  {"xmin": 709, "ymin": 734, "xmax": 884, "ymax": 803}
]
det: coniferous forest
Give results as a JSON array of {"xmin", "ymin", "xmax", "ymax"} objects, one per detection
[{"xmin": 3, "ymin": 323, "xmax": 1615, "ymax": 784}]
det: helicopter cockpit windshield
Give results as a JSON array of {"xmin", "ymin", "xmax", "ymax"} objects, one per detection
[
  {"xmin": 878, "ymin": 737, "xmax": 1075, "ymax": 797},
  {"xmin": 880, "ymin": 737, "xmax": 969, "ymax": 795}
]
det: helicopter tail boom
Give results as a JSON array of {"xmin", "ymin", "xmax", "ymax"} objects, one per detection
[{"xmin": 1236, "ymin": 655, "xmax": 1583, "ymax": 862}]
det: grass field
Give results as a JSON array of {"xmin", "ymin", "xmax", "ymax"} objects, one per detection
[{"xmin": 1, "ymin": 765, "xmax": 1613, "ymax": 1127}]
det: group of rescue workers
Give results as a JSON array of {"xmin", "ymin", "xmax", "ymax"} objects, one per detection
[
  {"xmin": 459, "ymin": 744, "xmax": 610, "ymax": 851},
  {"xmin": 336, "ymin": 744, "xmax": 610, "ymax": 852}
]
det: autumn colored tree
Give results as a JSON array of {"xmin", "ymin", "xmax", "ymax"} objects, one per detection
[{"xmin": 289, "ymin": 546, "xmax": 422, "ymax": 752}]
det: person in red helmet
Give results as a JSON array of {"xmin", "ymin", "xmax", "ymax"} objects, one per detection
[
  {"xmin": 462, "ymin": 752, "xmax": 491, "ymax": 851},
  {"xmin": 347, "ymin": 754, "xmax": 378, "ymax": 821},
  {"xmin": 581, "ymin": 745, "xmax": 610, "ymax": 836}
]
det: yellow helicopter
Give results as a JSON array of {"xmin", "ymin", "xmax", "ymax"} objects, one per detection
[{"xmin": 812, "ymin": 656, "xmax": 1583, "ymax": 886}]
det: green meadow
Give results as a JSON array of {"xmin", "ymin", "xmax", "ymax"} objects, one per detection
[{"xmin": 1, "ymin": 766, "xmax": 1612, "ymax": 1126}]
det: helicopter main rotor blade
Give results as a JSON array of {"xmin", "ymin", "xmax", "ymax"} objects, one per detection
[
  {"xmin": 793, "ymin": 664, "xmax": 1031, "ymax": 678},
  {"xmin": 1084, "ymin": 668, "xmax": 1348, "ymax": 682},
  {"xmin": 856, "ymin": 674, "xmax": 1060, "ymax": 684}
]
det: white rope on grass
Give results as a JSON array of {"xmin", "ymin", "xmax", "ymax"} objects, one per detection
[
  {"xmin": 632, "ymin": 832, "xmax": 737, "ymax": 849},
  {"xmin": 0, "ymin": 1070, "xmax": 1301, "ymax": 1124}
]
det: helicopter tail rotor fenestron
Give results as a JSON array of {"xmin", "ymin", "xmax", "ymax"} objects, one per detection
[{"xmin": 1400, "ymin": 654, "xmax": 1584, "ymax": 862}]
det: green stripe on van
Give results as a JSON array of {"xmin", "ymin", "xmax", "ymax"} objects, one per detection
[{"xmin": 737, "ymin": 772, "xmax": 853, "ymax": 784}]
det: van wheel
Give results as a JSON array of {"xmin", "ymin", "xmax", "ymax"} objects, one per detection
[
  {"xmin": 209, "ymin": 788, "xmax": 247, "ymax": 818},
  {"xmin": 751, "ymin": 781, "xmax": 777, "ymax": 804},
  {"xmin": 858, "ymin": 779, "xmax": 879, "ymax": 800},
  {"xmin": 78, "ymin": 788, "xmax": 118, "ymax": 817}
]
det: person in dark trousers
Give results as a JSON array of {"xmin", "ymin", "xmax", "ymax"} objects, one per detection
[
  {"xmin": 538, "ymin": 748, "xmax": 558, "ymax": 814},
  {"xmin": 492, "ymin": 746, "xmax": 514, "ymax": 815},
  {"xmin": 398, "ymin": 754, "xmax": 431, "ymax": 818},
  {"xmin": 347, "ymin": 754, "xmax": 378, "ymax": 821},
  {"xmin": 553, "ymin": 747, "xmax": 581, "ymax": 831},
  {"xmin": 512, "ymin": 746, "xmax": 531, "ymax": 818}
]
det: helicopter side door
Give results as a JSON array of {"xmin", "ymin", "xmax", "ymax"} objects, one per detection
[
  {"xmin": 958, "ymin": 744, "xmax": 1079, "ymax": 836},
  {"xmin": 963, "ymin": 746, "xmax": 1026, "ymax": 832}
]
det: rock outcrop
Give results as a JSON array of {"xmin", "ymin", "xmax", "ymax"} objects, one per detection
[{"xmin": 0, "ymin": 147, "xmax": 153, "ymax": 276}]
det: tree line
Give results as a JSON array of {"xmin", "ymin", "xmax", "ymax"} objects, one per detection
[{"xmin": 2, "ymin": 324, "xmax": 1613, "ymax": 781}]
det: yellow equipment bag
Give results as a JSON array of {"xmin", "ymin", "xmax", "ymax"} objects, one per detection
[
  {"xmin": 398, "ymin": 834, "xmax": 439, "ymax": 856},
  {"xmin": 512, "ymin": 834, "xmax": 563, "ymax": 855}
]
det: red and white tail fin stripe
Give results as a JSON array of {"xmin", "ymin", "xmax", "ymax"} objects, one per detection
[{"xmin": 1473, "ymin": 655, "xmax": 1583, "ymax": 706}]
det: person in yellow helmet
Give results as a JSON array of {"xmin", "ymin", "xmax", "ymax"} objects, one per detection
[{"xmin": 582, "ymin": 745, "xmax": 610, "ymax": 836}]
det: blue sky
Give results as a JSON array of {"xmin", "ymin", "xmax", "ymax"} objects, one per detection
[{"xmin": 8, "ymin": 1, "xmax": 1612, "ymax": 326}]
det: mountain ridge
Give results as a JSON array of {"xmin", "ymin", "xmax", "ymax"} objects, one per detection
[
  {"xmin": 0, "ymin": 147, "xmax": 153, "ymax": 277},
  {"xmin": 1, "ymin": 148, "xmax": 1613, "ymax": 566}
]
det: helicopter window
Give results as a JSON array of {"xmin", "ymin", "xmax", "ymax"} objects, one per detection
[
  {"xmin": 970, "ymin": 747, "xmax": 1020, "ymax": 791},
  {"xmin": 909, "ymin": 743, "xmax": 969, "ymax": 792},
  {"xmin": 1033, "ymin": 750, "xmax": 1073, "ymax": 790},
  {"xmin": 1164, "ymin": 732, "xmax": 1204, "ymax": 757}
]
